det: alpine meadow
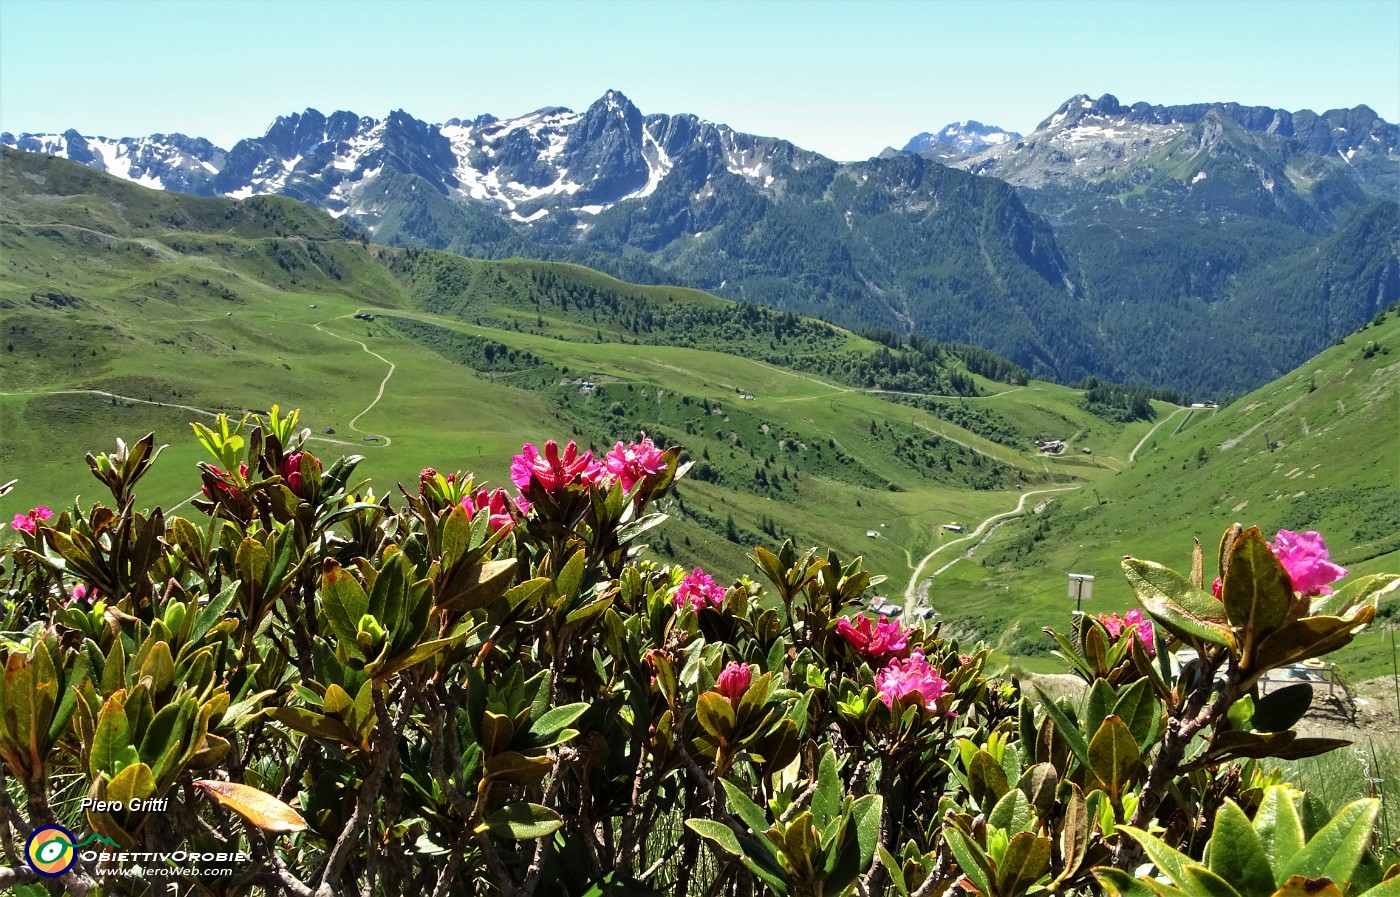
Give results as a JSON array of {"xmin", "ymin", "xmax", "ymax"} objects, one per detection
[{"xmin": 1, "ymin": 33, "xmax": 1398, "ymax": 897}]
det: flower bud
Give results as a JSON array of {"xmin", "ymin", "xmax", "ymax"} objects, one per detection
[{"xmin": 714, "ymin": 662, "xmax": 752, "ymax": 706}]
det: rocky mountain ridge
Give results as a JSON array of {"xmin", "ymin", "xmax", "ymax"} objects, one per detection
[{"xmin": 3, "ymin": 91, "xmax": 1396, "ymax": 397}]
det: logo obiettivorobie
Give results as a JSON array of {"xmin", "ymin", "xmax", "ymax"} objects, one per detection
[{"xmin": 25, "ymin": 823, "xmax": 77, "ymax": 876}]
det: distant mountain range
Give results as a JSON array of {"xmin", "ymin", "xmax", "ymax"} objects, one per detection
[{"xmin": 5, "ymin": 90, "xmax": 1397, "ymax": 395}]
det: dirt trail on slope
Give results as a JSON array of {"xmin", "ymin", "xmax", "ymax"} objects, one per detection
[{"xmin": 904, "ymin": 485, "xmax": 1081, "ymax": 605}]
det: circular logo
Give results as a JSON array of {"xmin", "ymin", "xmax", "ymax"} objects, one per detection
[{"xmin": 25, "ymin": 824, "xmax": 77, "ymax": 877}]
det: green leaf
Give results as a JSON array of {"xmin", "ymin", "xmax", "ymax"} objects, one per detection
[
  {"xmin": 483, "ymin": 751, "xmax": 553, "ymax": 786},
  {"xmin": 944, "ymin": 826, "xmax": 992, "ymax": 897},
  {"xmin": 997, "ymin": 832, "xmax": 1051, "ymax": 896},
  {"xmin": 695, "ymin": 691, "xmax": 736, "ymax": 741},
  {"xmin": 1117, "ymin": 825, "xmax": 1194, "ymax": 888},
  {"xmin": 268, "ymin": 706, "xmax": 359, "ymax": 746},
  {"xmin": 529, "ymin": 702, "xmax": 590, "ymax": 740},
  {"xmin": 1181, "ymin": 865, "xmax": 1245, "ymax": 897},
  {"xmin": 1056, "ymin": 783, "xmax": 1090, "ymax": 883},
  {"xmin": 1253, "ymin": 616, "xmax": 1372, "ymax": 673},
  {"xmin": 969, "ymin": 749, "xmax": 1011, "ymax": 809},
  {"xmin": 105, "ymin": 761, "xmax": 155, "ymax": 805},
  {"xmin": 1096, "ymin": 867, "xmax": 1162, "ymax": 897},
  {"xmin": 1208, "ymin": 800, "xmax": 1275, "ymax": 897},
  {"xmin": 1088, "ymin": 715, "xmax": 1139, "ymax": 801},
  {"xmin": 849, "ymin": 794, "xmax": 883, "ymax": 878},
  {"xmin": 1122, "ymin": 558, "xmax": 1232, "ymax": 647},
  {"xmin": 320, "ymin": 562, "xmax": 369, "ymax": 661},
  {"xmin": 1311, "ymin": 573, "xmax": 1399, "ymax": 618},
  {"xmin": 191, "ymin": 581, "xmax": 238, "ymax": 645},
  {"xmin": 1222, "ymin": 527, "xmax": 1294, "ymax": 638},
  {"xmin": 477, "ymin": 802, "xmax": 564, "ymax": 840},
  {"xmin": 1282, "ymin": 798, "xmax": 1380, "ymax": 885},
  {"xmin": 264, "ymin": 523, "xmax": 299, "ymax": 602},
  {"xmin": 988, "ymin": 788, "xmax": 1033, "ymax": 835},
  {"xmin": 686, "ymin": 819, "xmax": 789, "ymax": 892},
  {"xmin": 720, "ymin": 779, "xmax": 775, "ymax": 844},
  {"xmin": 877, "ymin": 844, "xmax": 909, "ymax": 896},
  {"xmin": 615, "ymin": 512, "xmax": 669, "ymax": 544},
  {"xmin": 439, "ymin": 505, "xmax": 474, "ymax": 567},
  {"xmin": 1253, "ymin": 684, "xmax": 1312, "ymax": 732},
  {"xmin": 91, "ymin": 693, "xmax": 133, "ymax": 778},
  {"xmin": 1086, "ymin": 679, "xmax": 1117, "ymax": 736},
  {"xmin": 555, "ymin": 549, "xmax": 587, "ymax": 602},
  {"xmin": 368, "ymin": 633, "xmax": 469, "ymax": 681},
  {"xmin": 1112, "ymin": 678, "xmax": 1160, "ymax": 748},
  {"xmin": 1018, "ymin": 762, "xmax": 1058, "ymax": 822},
  {"xmin": 812, "ymin": 746, "xmax": 841, "ymax": 826},
  {"xmin": 1033, "ymin": 686, "xmax": 1090, "ymax": 770},
  {"xmin": 1254, "ymin": 786, "xmax": 1306, "ymax": 887},
  {"xmin": 439, "ymin": 558, "xmax": 519, "ymax": 612},
  {"xmin": 688, "ymin": 817, "xmax": 744, "ymax": 856}
]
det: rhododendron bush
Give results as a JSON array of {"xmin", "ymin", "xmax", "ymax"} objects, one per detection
[{"xmin": 0, "ymin": 408, "xmax": 1395, "ymax": 897}]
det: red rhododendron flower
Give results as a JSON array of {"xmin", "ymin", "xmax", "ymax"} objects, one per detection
[
  {"xmin": 604, "ymin": 435, "xmax": 667, "ymax": 493},
  {"xmin": 10, "ymin": 505, "xmax": 52, "ymax": 534},
  {"xmin": 1269, "ymin": 529, "xmax": 1347, "ymax": 596},
  {"xmin": 280, "ymin": 451, "xmax": 320, "ymax": 499},
  {"xmin": 674, "ymin": 567, "xmax": 727, "ymax": 610},
  {"xmin": 875, "ymin": 649, "xmax": 951, "ymax": 711},
  {"xmin": 836, "ymin": 614, "xmax": 910, "ymax": 663},
  {"xmin": 714, "ymin": 662, "xmax": 752, "ymax": 706},
  {"xmin": 511, "ymin": 440, "xmax": 603, "ymax": 495},
  {"xmin": 460, "ymin": 487, "xmax": 521, "ymax": 534}
]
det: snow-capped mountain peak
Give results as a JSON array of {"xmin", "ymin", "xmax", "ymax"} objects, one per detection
[{"xmin": 902, "ymin": 120, "xmax": 1022, "ymax": 160}]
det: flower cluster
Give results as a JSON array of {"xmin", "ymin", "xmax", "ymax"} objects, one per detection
[
  {"xmin": 1098, "ymin": 607, "xmax": 1157, "ymax": 657},
  {"xmin": 1270, "ymin": 529, "xmax": 1347, "ymax": 596},
  {"xmin": 836, "ymin": 614, "xmax": 910, "ymax": 664},
  {"xmin": 674, "ymin": 567, "xmax": 727, "ymax": 610},
  {"xmin": 874, "ymin": 649, "xmax": 950, "ymax": 711},
  {"xmin": 1212, "ymin": 529, "xmax": 1348, "ymax": 598},
  {"xmin": 511, "ymin": 440, "xmax": 604, "ymax": 495},
  {"xmin": 10, "ymin": 505, "xmax": 52, "ymax": 534},
  {"xmin": 603, "ymin": 434, "xmax": 666, "ymax": 493},
  {"xmin": 511, "ymin": 436, "xmax": 669, "ymax": 498}
]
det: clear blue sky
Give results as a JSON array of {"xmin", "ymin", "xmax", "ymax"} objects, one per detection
[{"xmin": 2, "ymin": 0, "xmax": 1397, "ymax": 160}]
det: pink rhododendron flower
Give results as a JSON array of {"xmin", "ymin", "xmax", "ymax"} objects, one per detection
[
  {"xmin": 604, "ymin": 435, "xmax": 667, "ymax": 493},
  {"xmin": 875, "ymin": 649, "xmax": 951, "ymax": 711},
  {"xmin": 1269, "ymin": 529, "xmax": 1347, "ymax": 596},
  {"xmin": 1097, "ymin": 610, "xmax": 1157, "ymax": 657},
  {"xmin": 674, "ymin": 567, "xmax": 727, "ymax": 610},
  {"xmin": 836, "ymin": 614, "xmax": 910, "ymax": 663},
  {"xmin": 460, "ymin": 487, "xmax": 520, "ymax": 534},
  {"xmin": 10, "ymin": 506, "xmax": 52, "ymax": 534},
  {"xmin": 1212, "ymin": 577, "xmax": 1223, "ymax": 599},
  {"xmin": 714, "ymin": 662, "xmax": 752, "ymax": 706},
  {"xmin": 511, "ymin": 440, "xmax": 604, "ymax": 495}
]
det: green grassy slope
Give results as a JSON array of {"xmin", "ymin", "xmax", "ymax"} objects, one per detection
[
  {"xmin": 0, "ymin": 148, "xmax": 1142, "ymax": 592},
  {"xmin": 933, "ymin": 308, "xmax": 1400, "ymax": 676}
]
